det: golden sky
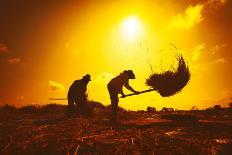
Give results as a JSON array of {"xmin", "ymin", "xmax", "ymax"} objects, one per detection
[{"xmin": 0, "ymin": 0, "xmax": 231, "ymax": 110}]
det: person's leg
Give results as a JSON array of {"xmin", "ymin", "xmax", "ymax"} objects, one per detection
[
  {"xmin": 76, "ymin": 94, "xmax": 86, "ymax": 116},
  {"xmin": 66, "ymin": 96, "xmax": 75, "ymax": 116},
  {"xmin": 74, "ymin": 97, "xmax": 81, "ymax": 115},
  {"xmin": 112, "ymin": 98, "xmax": 118, "ymax": 122},
  {"xmin": 108, "ymin": 86, "xmax": 119, "ymax": 122},
  {"xmin": 68, "ymin": 97, "xmax": 74, "ymax": 107},
  {"xmin": 75, "ymin": 96, "xmax": 91, "ymax": 117}
]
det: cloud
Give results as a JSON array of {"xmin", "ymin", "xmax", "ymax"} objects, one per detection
[
  {"xmin": 48, "ymin": 81, "xmax": 65, "ymax": 92},
  {"xmin": 0, "ymin": 43, "xmax": 9, "ymax": 53},
  {"xmin": 168, "ymin": 0, "xmax": 228, "ymax": 30},
  {"xmin": 190, "ymin": 56, "xmax": 226, "ymax": 80},
  {"xmin": 96, "ymin": 72, "xmax": 114, "ymax": 83},
  {"xmin": 190, "ymin": 62, "xmax": 207, "ymax": 79},
  {"xmin": 213, "ymin": 58, "xmax": 226, "ymax": 64},
  {"xmin": 211, "ymin": 45, "xmax": 220, "ymax": 55},
  {"xmin": 7, "ymin": 57, "xmax": 21, "ymax": 64},
  {"xmin": 210, "ymin": 44, "xmax": 226, "ymax": 55},
  {"xmin": 168, "ymin": 4, "xmax": 203, "ymax": 30},
  {"xmin": 204, "ymin": 0, "xmax": 228, "ymax": 12},
  {"xmin": 192, "ymin": 43, "xmax": 205, "ymax": 61},
  {"xmin": 221, "ymin": 89, "xmax": 230, "ymax": 98}
]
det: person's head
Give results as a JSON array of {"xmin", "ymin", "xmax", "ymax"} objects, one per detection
[
  {"xmin": 123, "ymin": 70, "xmax": 135, "ymax": 79},
  {"xmin": 82, "ymin": 74, "xmax": 91, "ymax": 83}
]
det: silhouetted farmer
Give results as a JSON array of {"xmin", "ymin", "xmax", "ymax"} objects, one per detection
[
  {"xmin": 67, "ymin": 74, "xmax": 91, "ymax": 117},
  {"xmin": 107, "ymin": 70, "xmax": 139, "ymax": 122}
]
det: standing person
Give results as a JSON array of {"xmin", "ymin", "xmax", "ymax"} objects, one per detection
[
  {"xmin": 67, "ymin": 74, "xmax": 91, "ymax": 117},
  {"xmin": 107, "ymin": 70, "xmax": 139, "ymax": 122}
]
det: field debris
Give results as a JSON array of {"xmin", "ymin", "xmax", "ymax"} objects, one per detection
[
  {"xmin": 0, "ymin": 103, "xmax": 232, "ymax": 154},
  {"xmin": 214, "ymin": 138, "xmax": 232, "ymax": 144}
]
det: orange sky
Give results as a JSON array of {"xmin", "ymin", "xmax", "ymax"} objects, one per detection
[{"xmin": 0, "ymin": 0, "xmax": 231, "ymax": 110}]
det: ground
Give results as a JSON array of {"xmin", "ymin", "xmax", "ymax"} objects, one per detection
[{"xmin": 0, "ymin": 103, "xmax": 232, "ymax": 155}]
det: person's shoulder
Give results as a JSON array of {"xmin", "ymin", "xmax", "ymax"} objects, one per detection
[{"xmin": 73, "ymin": 79, "xmax": 81, "ymax": 84}]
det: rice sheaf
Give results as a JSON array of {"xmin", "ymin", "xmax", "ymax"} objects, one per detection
[{"xmin": 146, "ymin": 55, "xmax": 191, "ymax": 97}]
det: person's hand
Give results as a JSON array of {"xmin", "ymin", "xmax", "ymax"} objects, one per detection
[{"xmin": 121, "ymin": 94, "xmax": 126, "ymax": 98}]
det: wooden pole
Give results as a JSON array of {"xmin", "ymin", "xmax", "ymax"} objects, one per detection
[
  {"xmin": 49, "ymin": 98, "xmax": 67, "ymax": 100},
  {"xmin": 120, "ymin": 89, "xmax": 155, "ymax": 98},
  {"xmin": 49, "ymin": 89, "xmax": 156, "ymax": 100}
]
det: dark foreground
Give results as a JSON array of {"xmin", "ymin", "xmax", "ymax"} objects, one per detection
[{"xmin": 0, "ymin": 103, "xmax": 232, "ymax": 155}]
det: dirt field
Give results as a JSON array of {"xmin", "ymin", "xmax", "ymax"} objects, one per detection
[{"xmin": 0, "ymin": 103, "xmax": 232, "ymax": 155}]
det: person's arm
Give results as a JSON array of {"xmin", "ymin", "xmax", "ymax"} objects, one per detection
[
  {"xmin": 120, "ymin": 90, "xmax": 126, "ymax": 98},
  {"xmin": 124, "ymin": 81, "xmax": 137, "ymax": 93}
]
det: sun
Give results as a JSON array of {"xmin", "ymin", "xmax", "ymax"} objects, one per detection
[{"xmin": 121, "ymin": 16, "xmax": 142, "ymax": 40}]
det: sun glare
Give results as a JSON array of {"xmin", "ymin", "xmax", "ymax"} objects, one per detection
[{"xmin": 121, "ymin": 16, "xmax": 142, "ymax": 40}]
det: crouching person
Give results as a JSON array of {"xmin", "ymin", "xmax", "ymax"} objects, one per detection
[{"xmin": 66, "ymin": 74, "xmax": 92, "ymax": 117}]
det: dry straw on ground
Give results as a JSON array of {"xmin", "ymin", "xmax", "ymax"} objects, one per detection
[{"xmin": 146, "ymin": 55, "xmax": 190, "ymax": 97}]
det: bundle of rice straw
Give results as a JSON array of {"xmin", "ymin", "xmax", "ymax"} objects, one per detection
[{"xmin": 146, "ymin": 55, "xmax": 190, "ymax": 97}]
